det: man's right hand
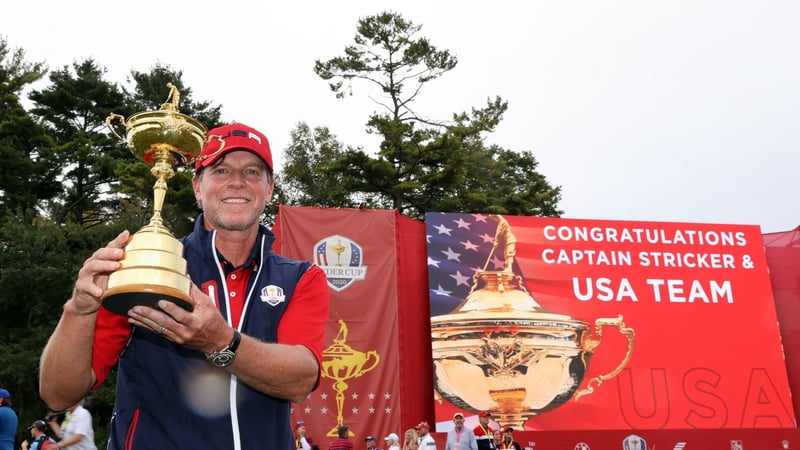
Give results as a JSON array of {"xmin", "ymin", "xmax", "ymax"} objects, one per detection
[{"xmin": 69, "ymin": 230, "xmax": 129, "ymax": 315}]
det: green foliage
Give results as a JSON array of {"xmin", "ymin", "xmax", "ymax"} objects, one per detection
[
  {"xmin": 314, "ymin": 11, "xmax": 457, "ymax": 100},
  {"xmin": 277, "ymin": 123, "xmax": 357, "ymax": 208},
  {"xmin": 301, "ymin": 11, "xmax": 562, "ymax": 219},
  {"xmin": 0, "ymin": 37, "xmax": 56, "ymax": 220},
  {"xmin": 126, "ymin": 64, "xmax": 223, "ymax": 129},
  {"xmin": 28, "ymin": 59, "xmax": 132, "ymax": 227},
  {"xmin": 0, "ymin": 211, "xmax": 119, "ymax": 448}
]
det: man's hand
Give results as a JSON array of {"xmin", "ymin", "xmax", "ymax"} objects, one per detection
[
  {"xmin": 69, "ymin": 230, "xmax": 129, "ymax": 315},
  {"xmin": 127, "ymin": 282, "xmax": 233, "ymax": 355}
]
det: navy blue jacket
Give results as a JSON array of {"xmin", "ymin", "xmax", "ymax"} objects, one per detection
[{"xmin": 106, "ymin": 216, "xmax": 317, "ymax": 450}]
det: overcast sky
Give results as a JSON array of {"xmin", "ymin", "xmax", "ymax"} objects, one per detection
[{"xmin": 3, "ymin": 1, "xmax": 799, "ymax": 233}]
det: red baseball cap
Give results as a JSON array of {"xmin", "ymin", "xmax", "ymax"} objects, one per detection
[
  {"xmin": 415, "ymin": 421, "xmax": 429, "ymax": 430},
  {"xmin": 479, "ymin": 411, "xmax": 492, "ymax": 418},
  {"xmin": 195, "ymin": 123, "xmax": 272, "ymax": 173}
]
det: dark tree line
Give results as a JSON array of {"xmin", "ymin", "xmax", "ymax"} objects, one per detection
[{"xmin": 0, "ymin": 11, "xmax": 560, "ymax": 449}]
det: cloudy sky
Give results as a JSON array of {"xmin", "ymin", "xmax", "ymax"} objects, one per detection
[{"xmin": 3, "ymin": 1, "xmax": 799, "ymax": 232}]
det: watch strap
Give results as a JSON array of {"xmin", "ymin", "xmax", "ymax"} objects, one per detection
[
  {"xmin": 206, "ymin": 329, "xmax": 241, "ymax": 367},
  {"xmin": 227, "ymin": 329, "xmax": 242, "ymax": 353}
]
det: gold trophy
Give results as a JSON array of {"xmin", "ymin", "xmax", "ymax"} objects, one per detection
[
  {"xmin": 321, "ymin": 320, "xmax": 380, "ymax": 437},
  {"xmin": 102, "ymin": 84, "xmax": 221, "ymax": 315},
  {"xmin": 431, "ymin": 215, "xmax": 635, "ymax": 428}
]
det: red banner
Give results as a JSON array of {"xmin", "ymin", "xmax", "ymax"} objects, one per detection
[
  {"xmin": 426, "ymin": 213, "xmax": 794, "ymax": 432},
  {"xmin": 275, "ymin": 206, "xmax": 431, "ymax": 445},
  {"xmin": 764, "ymin": 227, "xmax": 800, "ymax": 421}
]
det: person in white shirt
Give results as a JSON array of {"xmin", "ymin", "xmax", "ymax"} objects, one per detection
[
  {"xmin": 384, "ymin": 432, "xmax": 401, "ymax": 450},
  {"xmin": 415, "ymin": 422, "xmax": 437, "ymax": 450},
  {"xmin": 445, "ymin": 412, "xmax": 477, "ymax": 450},
  {"xmin": 46, "ymin": 399, "xmax": 95, "ymax": 450},
  {"xmin": 294, "ymin": 420, "xmax": 314, "ymax": 450}
]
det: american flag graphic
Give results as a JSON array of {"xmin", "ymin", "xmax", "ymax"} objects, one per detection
[
  {"xmin": 425, "ymin": 212, "xmax": 527, "ymax": 316},
  {"xmin": 316, "ymin": 241, "xmax": 329, "ymax": 266}
]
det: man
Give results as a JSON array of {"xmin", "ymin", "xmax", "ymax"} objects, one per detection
[
  {"xmin": 295, "ymin": 420, "xmax": 314, "ymax": 450},
  {"xmin": 329, "ymin": 425, "xmax": 354, "ymax": 450},
  {"xmin": 416, "ymin": 422, "xmax": 436, "ymax": 450},
  {"xmin": 472, "ymin": 411, "xmax": 495, "ymax": 450},
  {"xmin": 39, "ymin": 123, "xmax": 330, "ymax": 449},
  {"xmin": 45, "ymin": 399, "xmax": 95, "ymax": 450},
  {"xmin": 365, "ymin": 435, "xmax": 381, "ymax": 450},
  {"xmin": 0, "ymin": 389, "xmax": 17, "ymax": 450},
  {"xmin": 445, "ymin": 412, "xmax": 477, "ymax": 450},
  {"xmin": 499, "ymin": 427, "xmax": 520, "ymax": 450},
  {"xmin": 21, "ymin": 420, "xmax": 57, "ymax": 450}
]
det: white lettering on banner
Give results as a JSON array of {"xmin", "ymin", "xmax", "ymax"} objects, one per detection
[
  {"xmin": 542, "ymin": 225, "xmax": 748, "ymax": 247},
  {"xmin": 572, "ymin": 277, "xmax": 734, "ymax": 304},
  {"xmin": 573, "ymin": 277, "xmax": 638, "ymax": 302},
  {"xmin": 323, "ymin": 267, "xmax": 368, "ymax": 278},
  {"xmin": 647, "ymin": 279, "xmax": 733, "ymax": 304},
  {"xmin": 542, "ymin": 248, "xmax": 633, "ymax": 266},
  {"xmin": 638, "ymin": 251, "xmax": 735, "ymax": 269}
]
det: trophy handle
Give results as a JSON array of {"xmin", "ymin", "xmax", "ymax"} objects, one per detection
[
  {"xmin": 187, "ymin": 134, "xmax": 226, "ymax": 166},
  {"xmin": 355, "ymin": 351, "xmax": 380, "ymax": 377},
  {"xmin": 573, "ymin": 315, "xmax": 635, "ymax": 400},
  {"xmin": 106, "ymin": 113, "xmax": 128, "ymax": 143}
]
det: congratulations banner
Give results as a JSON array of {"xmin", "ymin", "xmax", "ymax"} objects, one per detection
[{"xmin": 426, "ymin": 213, "xmax": 794, "ymax": 431}]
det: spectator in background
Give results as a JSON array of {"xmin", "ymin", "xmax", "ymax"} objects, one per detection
[
  {"xmin": 473, "ymin": 411, "xmax": 496, "ymax": 450},
  {"xmin": 21, "ymin": 420, "xmax": 57, "ymax": 450},
  {"xmin": 365, "ymin": 435, "xmax": 381, "ymax": 450},
  {"xmin": 499, "ymin": 427, "xmax": 520, "ymax": 450},
  {"xmin": 415, "ymin": 422, "xmax": 436, "ymax": 450},
  {"xmin": 445, "ymin": 412, "xmax": 477, "ymax": 450},
  {"xmin": 0, "ymin": 389, "xmax": 17, "ymax": 450},
  {"xmin": 402, "ymin": 429, "xmax": 419, "ymax": 450},
  {"xmin": 491, "ymin": 430, "xmax": 502, "ymax": 449},
  {"xmin": 384, "ymin": 432, "xmax": 400, "ymax": 450},
  {"xmin": 295, "ymin": 420, "xmax": 314, "ymax": 450},
  {"xmin": 46, "ymin": 399, "xmax": 96, "ymax": 450},
  {"xmin": 329, "ymin": 425, "xmax": 354, "ymax": 450}
]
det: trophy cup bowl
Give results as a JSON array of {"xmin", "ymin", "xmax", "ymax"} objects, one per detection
[
  {"xmin": 101, "ymin": 84, "xmax": 208, "ymax": 315},
  {"xmin": 431, "ymin": 270, "xmax": 635, "ymax": 428},
  {"xmin": 123, "ymin": 110, "xmax": 207, "ymax": 164}
]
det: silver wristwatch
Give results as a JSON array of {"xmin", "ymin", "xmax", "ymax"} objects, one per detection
[{"xmin": 207, "ymin": 329, "xmax": 241, "ymax": 367}]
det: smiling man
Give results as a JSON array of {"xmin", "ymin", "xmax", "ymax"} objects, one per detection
[{"xmin": 40, "ymin": 123, "xmax": 330, "ymax": 450}]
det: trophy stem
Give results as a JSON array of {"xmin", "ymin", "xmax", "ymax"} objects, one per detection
[
  {"xmin": 327, "ymin": 381, "xmax": 349, "ymax": 437},
  {"xmin": 148, "ymin": 145, "xmax": 177, "ymax": 229}
]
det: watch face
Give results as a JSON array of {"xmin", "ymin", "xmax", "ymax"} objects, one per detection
[{"xmin": 210, "ymin": 350, "xmax": 235, "ymax": 367}]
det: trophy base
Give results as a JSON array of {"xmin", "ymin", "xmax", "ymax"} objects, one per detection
[{"xmin": 102, "ymin": 283, "xmax": 193, "ymax": 316}]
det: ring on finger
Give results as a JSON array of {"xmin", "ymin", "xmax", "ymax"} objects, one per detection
[{"xmin": 158, "ymin": 326, "xmax": 167, "ymax": 335}]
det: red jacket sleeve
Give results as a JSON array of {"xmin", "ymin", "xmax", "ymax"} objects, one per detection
[
  {"xmin": 276, "ymin": 265, "xmax": 330, "ymax": 382},
  {"xmin": 91, "ymin": 307, "xmax": 133, "ymax": 388}
]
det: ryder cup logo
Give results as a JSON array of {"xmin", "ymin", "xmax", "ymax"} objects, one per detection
[
  {"xmin": 314, "ymin": 235, "xmax": 367, "ymax": 292},
  {"xmin": 622, "ymin": 435, "xmax": 647, "ymax": 450},
  {"xmin": 260, "ymin": 285, "xmax": 285, "ymax": 306}
]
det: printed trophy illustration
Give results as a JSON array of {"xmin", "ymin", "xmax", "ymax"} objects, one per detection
[
  {"xmin": 431, "ymin": 215, "xmax": 635, "ymax": 428},
  {"xmin": 321, "ymin": 320, "xmax": 380, "ymax": 437},
  {"xmin": 102, "ymin": 83, "xmax": 221, "ymax": 315}
]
